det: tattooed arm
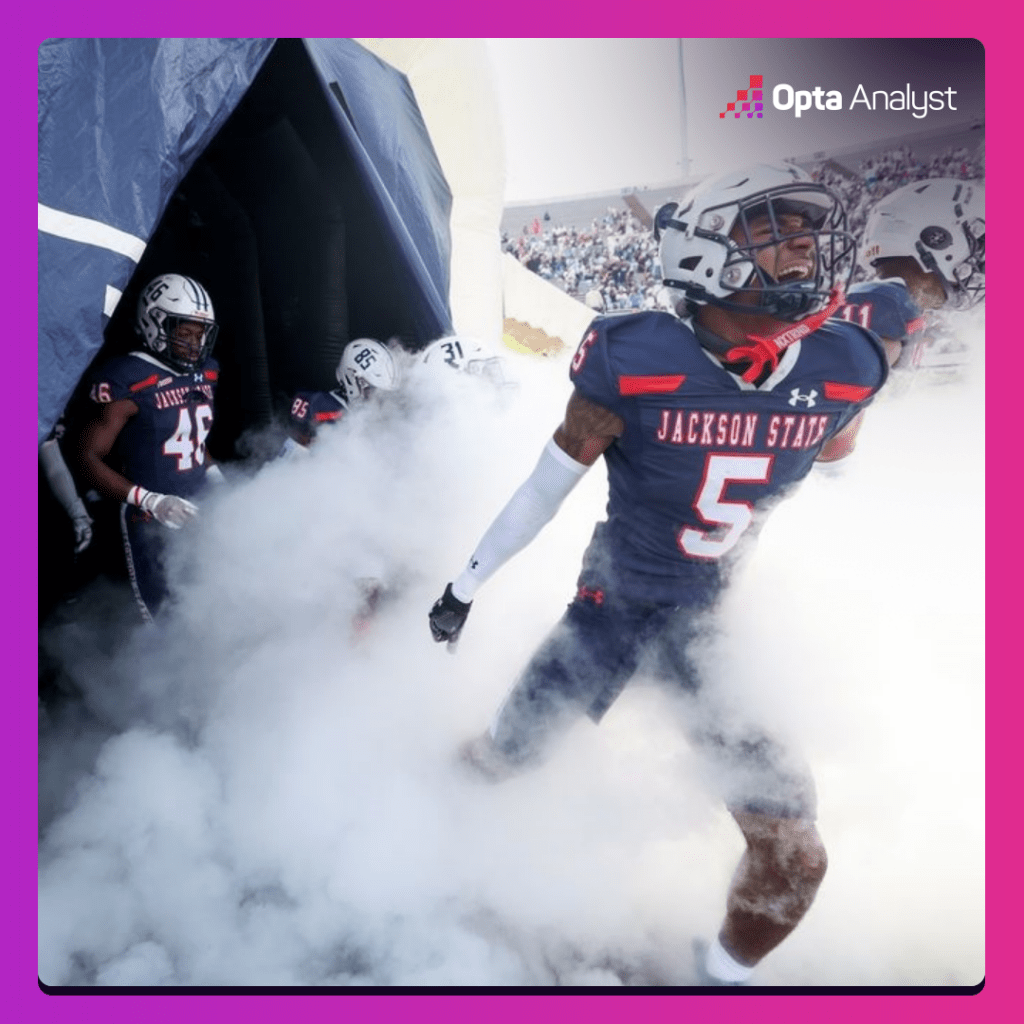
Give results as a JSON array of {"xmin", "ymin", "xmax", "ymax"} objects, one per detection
[{"xmin": 553, "ymin": 388, "xmax": 625, "ymax": 465}]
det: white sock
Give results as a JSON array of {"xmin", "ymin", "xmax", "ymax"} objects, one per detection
[{"xmin": 706, "ymin": 935, "xmax": 755, "ymax": 984}]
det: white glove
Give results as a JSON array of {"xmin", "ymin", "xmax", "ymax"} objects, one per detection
[
  {"xmin": 71, "ymin": 511, "xmax": 93, "ymax": 553},
  {"xmin": 279, "ymin": 436, "xmax": 311, "ymax": 460},
  {"xmin": 40, "ymin": 438, "xmax": 93, "ymax": 551},
  {"xmin": 128, "ymin": 486, "xmax": 199, "ymax": 529}
]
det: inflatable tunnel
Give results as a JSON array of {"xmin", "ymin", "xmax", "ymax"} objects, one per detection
[{"xmin": 38, "ymin": 38, "xmax": 455, "ymax": 460}]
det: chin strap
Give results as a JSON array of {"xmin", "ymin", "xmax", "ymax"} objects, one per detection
[{"xmin": 724, "ymin": 287, "xmax": 846, "ymax": 383}]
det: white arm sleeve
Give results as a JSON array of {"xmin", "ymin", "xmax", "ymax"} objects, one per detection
[
  {"xmin": 451, "ymin": 438, "xmax": 590, "ymax": 602},
  {"xmin": 40, "ymin": 438, "xmax": 89, "ymax": 522}
]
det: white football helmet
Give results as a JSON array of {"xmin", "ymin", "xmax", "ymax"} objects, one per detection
[
  {"xmin": 655, "ymin": 163, "xmax": 855, "ymax": 321},
  {"xmin": 336, "ymin": 338, "xmax": 401, "ymax": 401},
  {"xmin": 136, "ymin": 273, "xmax": 218, "ymax": 372},
  {"xmin": 860, "ymin": 179, "xmax": 985, "ymax": 309},
  {"xmin": 420, "ymin": 336, "xmax": 509, "ymax": 386}
]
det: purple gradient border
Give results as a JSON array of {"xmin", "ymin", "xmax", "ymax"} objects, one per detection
[{"xmin": 13, "ymin": 8, "xmax": 1011, "ymax": 1024}]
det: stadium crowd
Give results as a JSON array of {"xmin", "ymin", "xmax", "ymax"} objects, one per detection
[{"xmin": 501, "ymin": 141, "xmax": 985, "ymax": 313}]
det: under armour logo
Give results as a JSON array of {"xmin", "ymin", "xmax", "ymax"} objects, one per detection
[
  {"xmin": 789, "ymin": 388, "xmax": 818, "ymax": 407},
  {"xmin": 470, "ymin": 559, "xmax": 479, "ymax": 570}
]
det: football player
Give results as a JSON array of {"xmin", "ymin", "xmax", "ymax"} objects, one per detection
[
  {"xmin": 839, "ymin": 178, "xmax": 984, "ymax": 370},
  {"xmin": 75, "ymin": 274, "xmax": 222, "ymax": 621},
  {"xmin": 417, "ymin": 335, "xmax": 515, "ymax": 398},
  {"xmin": 279, "ymin": 337, "xmax": 404, "ymax": 636},
  {"xmin": 280, "ymin": 338, "xmax": 401, "ymax": 457},
  {"xmin": 429, "ymin": 163, "xmax": 887, "ymax": 985},
  {"xmin": 420, "ymin": 334, "xmax": 509, "ymax": 383}
]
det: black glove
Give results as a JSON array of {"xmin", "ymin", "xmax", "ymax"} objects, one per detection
[{"xmin": 429, "ymin": 583, "xmax": 472, "ymax": 644}]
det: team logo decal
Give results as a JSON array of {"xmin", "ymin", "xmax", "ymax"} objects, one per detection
[
  {"xmin": 789, "ymin": 388, "xmax": 818, "ymax": 407},
  {"xmin": 920, "ymin": 225, "xmax": 953, "ymax": 250}
]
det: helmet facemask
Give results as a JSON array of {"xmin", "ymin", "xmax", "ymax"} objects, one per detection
[
  {"xmin": 953, "ymin": 217, "xmax": 985, "ymax": 307},
  {"xmin": 159, "ymin": 314, "xmax": 219, "ymax": 373},
  {"xmin": 658, "ymin": 174, "xmax": 856, "ymax": 322},
  {"xmin": 917, "ymin": 216, "xmax": 985, "ymax": 310}
]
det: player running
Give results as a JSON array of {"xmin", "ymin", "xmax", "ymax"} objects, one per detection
[
  {"xmin": 429, "ymin": 163, "xmax": 888, "ymax": 985},
  {"xmin": 280, "ymin": 337, "xmax": 403, "ymax": 457}
]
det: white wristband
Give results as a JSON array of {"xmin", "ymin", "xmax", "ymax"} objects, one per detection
[
  {"xmin": 127, "ymin": 485, "xmax": 152, "ymax": 508},
  {"xmin": 452, "ymin": 438, "xmax": 589, "ymax": 602}
]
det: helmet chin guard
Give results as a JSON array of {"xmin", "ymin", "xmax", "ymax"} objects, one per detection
[{"xmin": 656, "ymin": 163, "xmax": 856, "ymax": 322}]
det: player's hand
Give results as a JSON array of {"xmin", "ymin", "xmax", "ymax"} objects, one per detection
[
  {"xmin": 140, "ymin": 491, "xmax": 199, "ymax": 529},
  {"xmin": 429, "ymin": 583, "xmax": 472, "ymax": 645},
  {"xmin": 72, "ymin": 512, "xmax": 93, "ymax": 553},
  {"xmin": 279, "ymin": 436, "xmax": 311, "ymax": 460}
]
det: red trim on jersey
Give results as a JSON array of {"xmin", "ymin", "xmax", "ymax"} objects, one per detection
[
  {"xmin": 906, "ymin": 316, "xmax": 926, "ymax": 335},
  {"xmin": 824, "ymin": 381, "xmax": 874, "ymax": 402},
  {"xmin": 129, "ymin": 374, "xmax": 160, "ymax": 393},
  {"xmin": 618, "ymin": 374, "xmax": 686, "ymax": 395},
  {"xmin": 203, "ymin": 369, "xmax": 219, "ymax": 381},
  {"xmin": 314, "ymin": 411, "xmax": 344, "ymax": 423}
]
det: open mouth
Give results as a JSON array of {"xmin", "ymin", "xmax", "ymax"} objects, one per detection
[{"xmin": 778, "ymin": 264, "xmax": 813, "ymax": 282}]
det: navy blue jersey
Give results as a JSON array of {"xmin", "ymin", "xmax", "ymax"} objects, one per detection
[
  {"xmin": 288, "ymin": 389, "xmax": 348, "ymax": 445},
  {"xmin": 840, "ymin": 280, "xmax": 926, "ymax": 344},
  {"xmin": 89, "ymin": 351, "xmax": 219, "ymax": 498},
  {"xmin": 569, "ymin": 311, "xmax": 887, "ymax": 604}
]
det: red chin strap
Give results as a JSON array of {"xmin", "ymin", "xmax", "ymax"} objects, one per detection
[{"xmin": 723, "ymin": 287, "xmax": 846, "ymax": 383}]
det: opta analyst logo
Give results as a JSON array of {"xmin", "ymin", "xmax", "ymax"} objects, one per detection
[
  {"xmin": 720, "ymin": 75, "xmax": 959, "ymax": 121},
  {"xmin": 719, "ymin": 75, "xmax": 764, "ymax": 119}
]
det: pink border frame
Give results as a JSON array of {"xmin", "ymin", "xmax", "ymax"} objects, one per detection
[{"xmin": 14, "ymin": 9, "xmax": 1013, "ymax": 1023}]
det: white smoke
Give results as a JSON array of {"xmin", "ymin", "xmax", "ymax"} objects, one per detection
[{"xmin": 38, "ymin": 322, "xmax": 984, "ymax": 987}]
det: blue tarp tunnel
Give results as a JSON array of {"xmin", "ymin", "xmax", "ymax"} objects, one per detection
[{"xmin": 38, "ymin": 37, "xmax": 455, "ymax": 456}]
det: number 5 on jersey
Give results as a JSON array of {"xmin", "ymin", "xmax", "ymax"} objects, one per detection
[
  {"xmin": 678, "ymin": 453, "xmax": 773, "ymax": 560},
  {"xmin": 163, "ymin": 404, "xmax": 213, "ymax": 470}
]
